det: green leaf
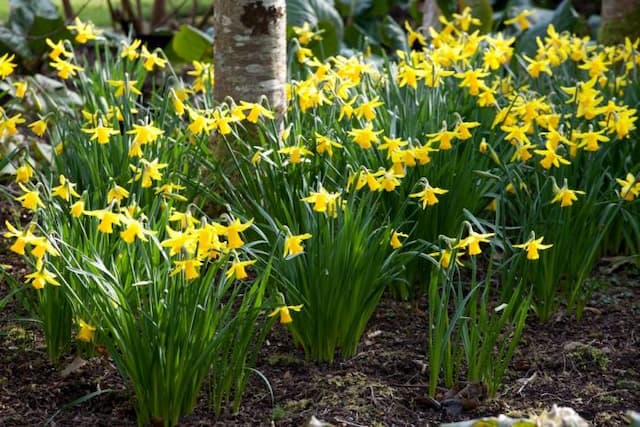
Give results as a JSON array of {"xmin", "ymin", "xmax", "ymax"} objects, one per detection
[
  {"xmin": 380, "ymin": 16, "xmax": 408, "ymax": 52},
  {"xmin": 461, "ymin": 0, "xmax": 493, "ymax": 33},
  {"xmin": 335, "ymin": 0, "xmax": 374, "ymax": 17},
  {"xmin": 515, "ymin": 0, "xmax": 579, "ymax": 56},
  {"xmin": 287, "ymin": 0, "xmax": 344, "ymax": 56},
  {"xmin": 0, "ymin": 27, "xmax": 32, "ymax": 58},
  {"xmin": 27, "ymin": 15, "xmax": 68, "ymax": 57},
  {"xmin": 171, "ymin": 25, "xmax": 213, "ymax": 62},
  {"xmin": 437, "ymin": 0, "xmax": 458, "ymax": 19}
]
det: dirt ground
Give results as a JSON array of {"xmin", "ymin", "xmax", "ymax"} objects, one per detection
[{"xmin": 1, "ymin": 220, "xmax": 638, "ymax": 427}]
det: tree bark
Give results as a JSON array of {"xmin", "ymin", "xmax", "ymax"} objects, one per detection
[
  {"xmin": 213, "ymin": 0, "xmax": 287, "ymax": 118},
  {"xmin": 150, "ymin": 0, "xmax": 167, "ymax": 30},
  {"xmin": 599, "ymin": 0, "xmax": 640, "ymax": 45},
  {"xmin": 61, "ymin": 0, "xmax": 74, "ymax": 21},
  {"xmin": 422, "ymin": 0, "xmax": 441, "ymax": 34}
]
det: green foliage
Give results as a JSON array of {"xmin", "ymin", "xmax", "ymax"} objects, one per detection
[
  {"xmin": 515, "ymin": 0, "xmax": 580, "ymax": 55},
  {"xmin": 170, "ymin": 25, "xmax": 213, "ymax": 62},
  {"xmin": 0, "ymin": 0, "xmax": 69, "ymax": 70}
]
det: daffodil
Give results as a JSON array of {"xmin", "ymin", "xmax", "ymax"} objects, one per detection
[
  {"xmin": 616, "ymin": 173, "xmax": 639, "ymax": 201},
  {"xmin": 348, "ymin": 123, "xmax": 382, "ymax": 149},
  {"xmin": 15, "ymin": 183, "xmax": 44, "ymax": 211},
  {"xmin": 45, "ymin": 38, "xmax": 72, "ymax": 60},
  {"xmin": 49, "ymin": 57, "xmax": 84, "ymax": 79},
  {"xmin": 225, "ymin": 258, "xmax": 256, "ymax": 280},
  {"xmin": 129, "ymin": 158, "xmax": 168, "ymax": 188},
  {"xmin": 390, "ymin": 230, "xmax": 408, "ymax": 249},
  {"xmin": 514, "ymin": 234, "xmax": 553, "ymax": 260},
  {"xmin": 279, "ymin": 145, "xmax": 314, "ymax": 164},
  {"xmin": 217, "ymin": 218, "xmax": 253, "ymax": 250},
  {"xmin": 314, "ymin": 133, "xmax": 343, "ymax": 157},
  {"xmin": 551, "ymin": 180, "xmax": 585, "ymax": 207},
  {"xmin": 171, "ymin": 258, "xmax": 202, "ymax": 280},
  {"xmin": 283, "ymin": 233, "xmax": 312, "ymax": 257},
  {"xmin": 409, "ymin": 180, "xmax": 449, "ymax": 208},
  {"xmin": 107, "ymin": 79, "xmax": 142, "ymax": 97},
  {"xmin": 404, "ymin": 21, "xmax": 426, "ymax": 47},
  {"xmin": 13, "ymin": 80, "xmax": 28, "ymax": 98},
  {"xmin": 76, "ymin": 320, "xmax": 96, "ymax": 342},
  {"xmin": 292, "ymin": 22, "xmax": 323, "ymax": 45},
  {"xmin": 301, "ymin": 187, "xmax": 341, "ymax": 216},
  {"xmin": 459, "ymin": 226, "xmax": 495, "ymax": 256},
  {"xmin": 354, "ymin": 97, "xmax": 384, "ymax": 121},
  {"xmin": 0, "ymin": 53, "xmax": 17, "ymax": 79},
  {"xmin": 25, "ymin": 261, "xmax": 60, "ymax": 289},
  {"xmin": 534, "ymin": 141, "xmax": 571, "ymax": 169},
  {"xmin": 238, "ymin": 101, "xmax": 275, "ymax": 123},
  {"xmin": 504, "ymin": 9, "xmax": 534, "ymax": 30},
  {"xmin": 3, "ymin": 221, "xmax": 35, "ymax": 256},
  {"xmin": 140, "ymin": 45, "xmax": 167, "ymax": 71},
  {"xmin": 67, "ymin": 17, "xmax": 102, "ymax": 43},
  {"xmin": 51, "ymin": 174, "xmax": 81, "ymax": 202},
  {"xmin": 426, "ymin": 125, "xmax": 458, "ymax": 150},
  {"xmin": 70, "ymin": 200, "xmax": 85, "ymax": 218},
  {"xmin": 28, "ymin": 119, "xmax": 47, "ymax": 137},
  {"xmin": 121, "ymin": 39, "xmax": 142, "ymax": 60},
  {"xmin": 119, "ymin": 215, "xmax": 152, "ymax": 244},
  {"xmin": 29, "ymin": 236, "xmax": 60, "ymax": 260},
  {"xmin": 268, "ymin": 304, "xmax": 303, "ymax": 324},
  {"xmin": 15, "ymin": 164, "xmax": 33, "ymax": 183},
  {"xmin": 161, "ymin": 226, "xmax": 198, "ymax": 256},
  {"xmin": 84, "ymin": 207, "xmax": 122, "ymax": 234}
]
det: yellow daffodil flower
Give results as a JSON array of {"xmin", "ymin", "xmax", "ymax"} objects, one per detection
[
  {"xmin": 76, "ymin": 320, "xmax": 96, "ymax": 342},
  {"xmin": 15, "ymin": 183, "xmax": 44, "ymax": 211},
  {"xmin": 283, "ymin": 233, "xmax": 312, "ymax": 257},
  {"xmin": 348, "ymin": 123, "xmax": 382, "ymax": 149},
  {"xmin": 459, "ymin": 226, "xmax": 495, "ymax": 256},
  {"xmin": 616, "ymin": 173, "xmax": 639, "ymax": 201},
  {"xmin": 129, "ymin": 158, "xmax": 168, "ymax": 188},
  {"xmin": 121, "ymin": 39, "xmax": 142, "ymax": 60},
  {"xmin": 504, "ymin": 9, "xmax": 534, "ymax": 30},
  {"xmin": 268, "ymin": 304, "xmax": 303, "ymax": 324},
  {"xmin": 51, "ymin": 174, "xmax": 81, "ymax": 202},
  {"xmin": 15, "ymin": 164, "xmax": 33, "ymax": 183},
  {"xmin": 140, "ymin": 45, "xmax": 167, "ymax": 71},
  {"xmin": 217, "ymin": 218, "xmax": 253, "ymax": 250},
  {"xmin": 225, "ymin": 258, "xmax": 256, "ymax": 280},
  {"xmin": 0, "ymin": 53, "xmax": 17, "ymax": 79},
  {"xmin": 25, "ymin": 261, "xmax": 60, "ymax": 289},
  {"xmin": 390, "ymin": 230, "xmax": 408, "ymax": 249},
  {"xmin": 45, "ymin": 38, "xmax": 72, "ymax": 60},
  {"xmin": 171, "ymin": 258, "xmax": 202, "ymax": 280},
  {"xmin": 67, "ymin": 17, "xmax": 102, "ymax": 44},
  {"xmin": 27, "ymin": 119, "xmax": 47, "ymax": 137},
  {"xmin": 409, "ymin": 180, "xmax": 449, "ymax": 208},
  {"xmin": 514, "ymin": 234, "xmax": 553, "ymax": 260},
  {"xmin": 301, "ymin": 187, "xmax": 341, "ymax": 216}
]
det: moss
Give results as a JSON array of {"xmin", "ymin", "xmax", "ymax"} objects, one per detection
[
  {"xmin": 564, "ymin": 342, "xmax": 610, "ymax": 370},
  {"xmin": 598, "ymin": 5, "xmax": 640, "ymax": 45}
]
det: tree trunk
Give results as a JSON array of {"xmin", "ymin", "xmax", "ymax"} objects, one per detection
[
  {"xmin": 61, "ymin": 0, "xmax": 75, "ymax": 21},
  {"xmin": 599, "ymin": 0, "xmax": 640, "ymax": 45},
  {"xmin": 422, "ymin": 0, "xmax": 441, "ymax": 34},
  {"xmin": 150, "ymin": 0, "xmax": 167, "ymax": 30},
  {"xmin": 213, "ymin": 0, "xmax": 287, "ymax": 118}
]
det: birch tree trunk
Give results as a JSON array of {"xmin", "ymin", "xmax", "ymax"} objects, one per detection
[
  {"xmin": 422, "ymin": 0, "xmax": 441, "ymax": 34},
  {"xmin": 599, "ymin": 0, "xmax": 640, "ymax": 45},
  {"xmin": 214, "ymin": 0, "xmax": 287, "ymax": 118}
]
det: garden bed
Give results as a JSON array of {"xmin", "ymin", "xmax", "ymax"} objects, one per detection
[{"xmin": 1, "ymin": 242, "xmax": 638, "ymax": 425}]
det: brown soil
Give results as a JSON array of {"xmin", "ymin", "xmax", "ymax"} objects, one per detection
[{"xmin": 1, "ymin": 208, "xmax": 639, "ymax": 426}]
